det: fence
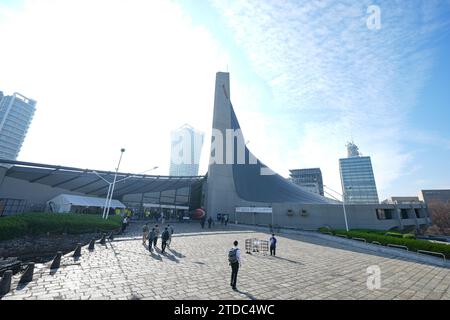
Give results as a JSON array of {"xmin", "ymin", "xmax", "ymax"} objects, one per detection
[{"xmin": 245, "ymin": 238, "xmax": 269, "ymax": 255}]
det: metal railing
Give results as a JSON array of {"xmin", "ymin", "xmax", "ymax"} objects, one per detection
[
  {"xmin": 417, "ymin": 250, "xmax": 446, "ymax": 261},
  {"xmin": 387, "ymin": 244, "xmax": 409, "ymax": 251}
]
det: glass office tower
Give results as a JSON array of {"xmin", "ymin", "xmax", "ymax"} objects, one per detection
[
  {"xmin": 289, "ymin": 168, "xmax": 324, "ymax": 196},
  {"xmin": 169, "ymin": 124, "xmax": 204, "ymax": 176},
  {"xmin": 339, "ymin": 142, "xmax": 379, "ymax": 204},
  {"xmin": 0, "ymin": 92, "xmax": 36, "ymax": 160}
]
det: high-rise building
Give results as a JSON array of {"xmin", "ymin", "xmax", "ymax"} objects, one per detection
[
  {"xmin": 419, "ymin": 190, "xmax": 450, "ymax": 205},
  {"xmin": 339, "ymin": 141, "xmax": 379, "ymax": 204},
  {"xmin": 169, "ymin": 124, "xmax": 204, "ymax": 176},
  {"xmin": 0, "ymin": 91, "xmax": 36, "ymax": 160},
  {"xmin": 289, "ymin": 168, "xmax": 324, "ymax": 196},
  {"xmin": 382, "ymin": 196, "xmax": 421, "ymax": 204}
]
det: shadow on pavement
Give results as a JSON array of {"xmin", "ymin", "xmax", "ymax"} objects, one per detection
[
  {"xmin": 150, "ymin": 252, "xmax": 162, "ymax": 261},
  {"xmin": 168, "ymin": 248, "xmax": 186, "ymax": 258},
  {"xmin": 271, "ymin": 255, "xmax": 304, "ymax": 265},
  {"xmin": 235, "ymin": 288, "xmax": 257, "ymax": 300},
  {"xmin": 163, "ymin": 252, "xmax": 180, "ymax": 263}
]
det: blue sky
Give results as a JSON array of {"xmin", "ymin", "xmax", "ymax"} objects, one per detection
[
  {"xmin": 0, "ymin": 0, "xmax": 449, "ymax": 200},
  {"xmin": 179, "ymin": 0, "xmax": 450, "ymax": 199}
]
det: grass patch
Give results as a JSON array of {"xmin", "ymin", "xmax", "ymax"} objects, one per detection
[
  {"xmin": 318, "ymin": 228, "xmax": 450, "ymax": 259},
  {"xmin": 0, "ymin": 213, "xmax": 122, "ymax": 241}
]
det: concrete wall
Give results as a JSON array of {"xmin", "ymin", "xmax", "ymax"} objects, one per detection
[{"xmin": 232, "ymin": 203, "xmax": 429, "ymax": 231}]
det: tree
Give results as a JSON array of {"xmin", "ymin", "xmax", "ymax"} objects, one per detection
[{"xmin": 426, "ymin": 201, "xmax": 450, "ymax": 236}]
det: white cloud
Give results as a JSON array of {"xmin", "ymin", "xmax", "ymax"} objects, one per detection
[{"xmin": 211, "ymin": 0, "xmax": 450, "ymax": 199}]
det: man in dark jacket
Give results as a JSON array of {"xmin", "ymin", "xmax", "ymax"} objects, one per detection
[
  {"xmin": 269, "ymin": 234, "xmax": 277, "ymax": 256},
  {"xmin": 147, "ymin": 228, "xmax": 156, "ymax": 252},
  {"xmin": 161, "ymin": 227, "xmax": 170, "ymax": 253}
]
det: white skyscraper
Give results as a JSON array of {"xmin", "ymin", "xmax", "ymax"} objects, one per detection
[
  {"xmin": 339, "ymin": 141, "xmax": 379, "ymax": 204},
  {"xmin": 0, "ymin": 91, "xmax": 36, "ymax": 160},
  {"xmin": 169, "ymin": 124, "xmax": 204, "ymax": 176}
]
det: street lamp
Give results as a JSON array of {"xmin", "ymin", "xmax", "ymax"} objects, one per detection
[
  {"xmin": 93, "ymin": 157, "xmax": 159, "ymax": 219},
  {"xmin": 105, "ymin": 148, "xmax": 126, "ymax": 220},
  {"xmin": 324, "ymin": 185, "xmax": 350, "ymax": 232}
]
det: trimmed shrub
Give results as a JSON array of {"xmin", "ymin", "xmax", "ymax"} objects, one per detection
[
  {"xmin": 318, "ymin": 228, "xmax": 450, "ymax": 259},
  {"xmin": 385, "ymin": 232, "xmax": 403, "ymax": 238},
  {"xmin": 0, "ymin": 213, "xmax": 122, "ymax": 241}
]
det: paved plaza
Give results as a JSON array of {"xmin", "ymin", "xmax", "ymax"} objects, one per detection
[{"xmin": 2, "ymin": 222, "xmax": 450, "ymax": 300}]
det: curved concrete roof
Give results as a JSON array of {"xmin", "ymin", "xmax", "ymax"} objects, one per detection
[
  {"xmin": 0, "ymin": 159, "xmax": 204, "ymax": 198},
  {"xmin": 229, "ymin": 103, "xmax": 335, "ymax": 204}
]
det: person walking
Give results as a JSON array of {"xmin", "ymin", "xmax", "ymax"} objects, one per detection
[
  {"xmin": 269, "ymin": 234, "xmax": 277, "ymax": 256},
  {"xmin": 167, "ymin": 224, "xmax": 174, "ymax": 248},
  {"xmin": 228, "ymin": 240, "xmax": 241, "ymax": 290},
  {"xmin": 207, "ymin": 216, "xmax": 213, "ymax": 229},
  {"xmin": 142, "ymin": 223, "xmax": 149, "ymax": 245},
  {"xmin": 161, "ymin": 227, "xmax": 170, "ymax": 253},
  {"xmin": 147, "ymin": 228, "xmax": 156, "ymax": 252},
  {"xmin": 224, "ymin": 215, "xmax": 229, "ymax": 226},
  {"xmin": 121, "ymin": 216, "xmax": 128, "ymax": 234},
  {"xmin": 200, "ymin": 216, "xmax": 206, "ymax": 229},
  {"xmin": 153, "ymin": 224, "xmax": 160, "ymax": 248}
]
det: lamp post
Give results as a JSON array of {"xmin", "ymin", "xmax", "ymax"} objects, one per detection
[
  {"xmin": 324, "ymin": 185, "xmax": 350, "ymax": 232},
  {"xmin": 341, "ymin": 192, "xmax": 349, "ymax": 232},
  {"xmin": 93, "ymin": 158, "xmax": 159, "ymax": 220},
  {"xmin": 105, "ymin": 148, "xmax": 125, "ymax": 220}
]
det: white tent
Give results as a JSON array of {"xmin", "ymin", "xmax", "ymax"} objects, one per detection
[{"xmin": 47, "ymin": 194, "xmax": 126, "ymax": 213}]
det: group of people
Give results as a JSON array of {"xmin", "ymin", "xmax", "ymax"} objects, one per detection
[
  {"xmin": 200, "ymin": 215, "xmax": 229, "ymax": 229},
  {"xmin": 228, "ymin": 233, "xmax": 277, "ymax": 291},
  {"xmin": 140, "ymin": 218, "xmax": 278, "ymax": 292},
  {"xmin": 142, "ymin": 223, "xmax": 174, "ymax": 254}
]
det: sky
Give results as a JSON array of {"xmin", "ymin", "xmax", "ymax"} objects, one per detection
[{"xmin": 0, "ymin": 0, "xmax": 449, "ymax": 200}]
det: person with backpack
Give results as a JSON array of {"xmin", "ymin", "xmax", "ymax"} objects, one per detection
[
  {"xmin": 147, "ymin": 228, "xmax": 156, "ymax": 252},
  {"xmin": 269, "ymin": 234, "xmax": 277, "ymax": 256},
  {"xmin": 161, "ymin": 227, "xmax": 170, "ymax": 253},
  {"xmin": 228, "ymin": 240, "xmax": 241, "ymax": 290},
  {"xmin": 142, "ymin": 223, "xmax": 149, "ymax": 245}
]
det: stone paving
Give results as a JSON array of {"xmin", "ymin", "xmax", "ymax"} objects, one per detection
[{"xmin": 2, "ymin": 221, "xmax": 450, "ymax": 300}]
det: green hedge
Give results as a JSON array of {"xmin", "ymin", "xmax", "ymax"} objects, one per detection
[
  {"xmin": 0, "ymin": 213, "xmax": 122, "ymax": 241},
  {"xmin": 318, "ymin": 228, "xmax": 450, "ymax": 259}
]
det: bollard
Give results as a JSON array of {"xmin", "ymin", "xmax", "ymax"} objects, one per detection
[
  {"xmin": 100, "ymin": 233, "xmax": 106, "ymax": 245},
  {"xmin": 108, "ymin": 232, "xmax": 114, "ymax": 241},
  {"xmin": 50, "ymin": 251, "xmax": 62, "ymax": 269},
  {"xmin": 0, "ymin": 270, "xmax": 12, "ymax": 296},
  {"xmin": 73, "ymin": 243, "xmax": 82, "ymax": 257},
  {"xmin": 88, "ymin": 238, "xmax": 95, "ymax": 251},
  {"xmin": 19, "ymin": 263, "xmax": 34, "ymax": 284}
]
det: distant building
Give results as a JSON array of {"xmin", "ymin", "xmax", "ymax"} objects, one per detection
[
  {"xmin": 382, "ymin": 196, "xmax": 421, "ymax": 205},
  {"xmin": 419, "ymin": 190, "xmax": 450, "ymax": 205},
  {"xmin": 169, "ymin": 124, "xmax": 204, "ymax": 176},
  {"xmin": 289, "ymin": 168, "xmax": 324, "ymax": 196},
  {"xmin": 0, "ymin": 91, "xmax": 36, "ymax": 160},
  {"xmin": 339, "ymin": 141, "xmax": 379, "ymax": 204}
]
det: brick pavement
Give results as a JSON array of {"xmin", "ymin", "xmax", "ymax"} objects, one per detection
[{"xmin": 2, "ymin": 221, "xmax": 450, "ymax": 300}]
